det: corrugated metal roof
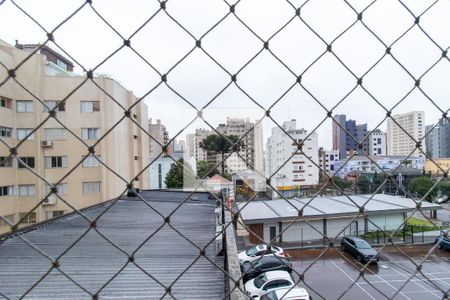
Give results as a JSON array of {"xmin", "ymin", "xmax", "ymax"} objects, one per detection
[
  {"xmin": 0, "ymin": 191, "xmax": 224, "ymax": 299},
  {"xmin": 238, "ymin": 194, "xmax": 442, "ymax": 223}
]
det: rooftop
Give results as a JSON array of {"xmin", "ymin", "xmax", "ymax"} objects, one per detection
[
  {"xmin": 238, "ymin": 194, "xmax": 442, "ymax": 224},
  {"xmin": 0, "ymin": 191, "xmax": 224, "ymax": 299}
]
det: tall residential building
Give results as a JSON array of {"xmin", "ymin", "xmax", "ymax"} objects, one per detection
[
  {"xmin": 148, "ymin": 119, "xmax": 170, "ymax": 160},
  {"xmin": 369, "ymin": 129, "xmax": 387, "ymax": 156},
  {"xmin": 185, "ymin": 133, "xmax": 195, "ymax": 158},
  {"xmin": 266, "ymin": 120, "xmax": 319, "ymax": 197},
  {"xmin": 387, "ymin": 111, "xmax": 426, "ymax": 157},
  {"xmin": 194, "ymin": 128, "xmax": 210, "ymax": 162},
  {"xmin": 215, "ymin": 117, "xmax": 264, "ymax": 174},
  {"xmin": 318, "ymin": 148, "xmax": 340, "ymax": 175},
  {"xmin": 0, "ymin": 40, "xmax": 149, "ymax": 234},
  {"xmin": 426, "ymin": 118, "xmax": 450, "ymax": 159},
  {"xmin": 332, "ymin": 114, "xmax": 368, "ymax": 159}
]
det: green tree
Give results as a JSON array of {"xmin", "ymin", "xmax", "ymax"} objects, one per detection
[
  {"xmin": 357, "ymin": 175, "xmax": 370, "ymax": 194},
  {"xmin": 331, "ymin": 176, "xmax": 352, "ymax": 195},
  {"xmin": 408, "ymin": 176, "xmax": 436, "ymax": 201},
  {"xmin": 196, "ymin": 160, "xmax": 219, "ymax": 179},
  {"xmin": 437, "ymin": 180, "xmax": 450, "ymax": 197},
  {"xmin": 200, "ymin": 134, "xmax": 242, "ymax": 175},
  {"xmin": 165, "ymin": 158, "xmax": 194, "ymax": 188}
]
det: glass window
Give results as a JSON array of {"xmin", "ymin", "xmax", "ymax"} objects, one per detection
[
  {"xmin": 82, "ymin": 155, "xmax": 100, "ymax": 167},
  {"xmin": 83, "ymin": 181, "xmax": 101, "ymax": 194},
  {"xmin": 80, "ymin": 101, "xmax": 100, "ymax": 112},
  {"xmin": 0, "ymin": 96, "xmax": 13, "ymax": 109},
  {"xmin": 16, "ymin": 100, "xmax": 33, "ymax": 112},
  {"xmin": 0, "ymin": 185, "xmax": 14, "ymax": 197},
  {"xmin": 44, "ymin": 156, "xmax": 68, "ymax": 168},
  {"xmin": 355, "ymin": 240, "xmax": 371, "ymax": 249},
  {"xmin": 45, "ymin": 183, "xmax": 68, "ymax": 196},
  {"xmin": 254, "ymin": 273, "xmax": 268, "ymax": 288},
  {"xmin": 81, "ymin": 128, "xmax": 100, "ymax": 140},
  {"xmin": 18, "ymin": 185, "xmax": 36, "ymax": 196},
  {"xmin": 18, "ymin": 157, "xmax": 35, "ymax": 169},
  {"xmin": 44, "ymin": 128, "xmax": 67, "ymax": 141},
  {"xmin": 16, "ymin": 128, "xmax": 34, "ymax": 140},
  {"xmin": 43, "ymin": 100, "xmax": 65, "ymax": 112},
  {"xmin": 0, "ymin": 126, "xmax": 12, "ymax": 137},
  {"xmin": 0, "ymin": 156, "xmax": 13, "ymax": 167}
]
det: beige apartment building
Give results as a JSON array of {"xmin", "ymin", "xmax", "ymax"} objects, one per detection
[{"xmin": 0, "ymin": 40, "xmax": 149, "ymax": 234}]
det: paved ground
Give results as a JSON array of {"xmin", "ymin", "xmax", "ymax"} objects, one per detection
[{"xmin": 287, "ymin": 245, "xmax": 450, "ymax": 300}]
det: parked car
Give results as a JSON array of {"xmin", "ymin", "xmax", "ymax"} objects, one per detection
[
  {"xmin": 340, "ymin": 236, "xmax": 379, "ymax": 263},
  {"xmin": 238, "ymin": 244, "xmax": 285, "ymax": 264},
  {"xmin": 244, "ymin": 270, "xmax": 295, "ymax": 298},
  {"xmin": 258, "ymin": 287, "xmax": 311, "ymax": 300},
  {"xmin": 241, "ymin": 256, "xmax": 292, "ymax": 282},
  {"xmin": 435, "ymin": 233, "xmax": 450, "ymax": 250}
]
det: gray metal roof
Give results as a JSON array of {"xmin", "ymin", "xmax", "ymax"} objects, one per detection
[
  {"xmin": 238, "ymin": 194, "xmax": 442, "ymax": 224},
  {"xmin": 0, "ymin": 191, "xmax": 224, "ymax": 299}
]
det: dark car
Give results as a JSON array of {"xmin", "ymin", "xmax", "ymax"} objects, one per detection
[
  {"xmin": 241, "ymin": 255, "xmax": 292, "ymax": 283},
  {"xmin": 435, "ymin": 233, "xmax": 450, "ymax": 250},
  {"xmin": 341, "ymin": 236, "xmax": 379, "ymax": 263}
]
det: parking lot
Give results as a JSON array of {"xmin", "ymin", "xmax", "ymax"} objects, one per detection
[{"xmin": 287, "ymin": 245, "xmax": 450, "ymax": 299}]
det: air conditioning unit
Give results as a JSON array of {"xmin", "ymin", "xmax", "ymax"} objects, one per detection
[
  {"xmin": 41, "ymin": 140, "xmax": 53, "ymax": 148},
  {"xmin": 42, "ymin": 196, "xmax": 56, "ymax": 205}
]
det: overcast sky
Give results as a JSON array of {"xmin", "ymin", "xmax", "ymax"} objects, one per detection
[{"xmin": 0, "ymin": 0, "xmax": 448, "ymax": 149}]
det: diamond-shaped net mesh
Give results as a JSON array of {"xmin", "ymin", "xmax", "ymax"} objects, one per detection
[{"xmin": 0, "ymin": 0, "xmax": 449, "ymax": 299}]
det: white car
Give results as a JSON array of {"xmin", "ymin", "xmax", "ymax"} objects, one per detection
[
  {"xmin": 244, "ymin": 270, "xmax": 295, "ymax": 298},
  {"xmin": 238, "ymin": 244, "xmax": 285, "ymax": 264},
  {"xmin": 258, "ymin": 287, "xmax": 311, "ymax": 300}
]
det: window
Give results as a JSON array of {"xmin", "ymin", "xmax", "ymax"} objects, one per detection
[
  {"xmin": 19, "ymin": 212, "xmax": 36, "ymax": 224},
  {"xmin": 56, "ymin": 59, "xmax": 67, "ymax": 70},
  {"xmin": 46, "ymin": 210, "xmax": 65, "ymax": 220},
  {"xmin": 0, "ymin": 126, "xmax": 12, "ymax": 137},
  {"xmin": 18, "ymin": 157, "xmax": 35, "ymax": 169},
  {"xmin": 45, "ymin": 183, "xmax": 68, "ymax": 196},
  {"xmin": 0, "ymin": 185, "xmax": 14, "ymax": 197},
  {"xmin": 18, "ymin": 185, "xmax": 36, "ymax": 197},
  {"xmin": 82, "ymin": 155, "xmax": 100, "ymax": 167},
  {"xmin": 44, "ymin": 156, "xmax": 68, "ymax": 168},
  {"xmin": 83, "ymin": 181, "xmax": 101, "ymax": 194},
  {"xmin": 44, "ymin": 128, "xmax": 67, "ymax": 140},
  {"xmin": 16, "ymin": 100, "xmax": 33, "ymax": 112},
  {"xmin": 0, "ymin": 157, "xmax": 13, "ymax": 167},
  {"xmin": 0, "ymin": 96, "xmax": 12, "ymax": 109},
  {"xmin": 80, "ymin": 101, "xmax": 100, "ymax": 112},
  {"xmin": 81, "ymin": 128, "xmax": 100, "ymax": 140},
  {"xmin": 0, "ymin": 214, "xmax": 15, "ymax": 227},
  {"xmin": 17, "ymin": 128, "xmax": 34, "ymax": 140},
  {"xmin": 43, "ymin": 100, "xmax": 65, "ymax": 112}
]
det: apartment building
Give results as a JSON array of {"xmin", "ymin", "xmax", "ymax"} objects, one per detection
[
  {"xmin": 0, "ymin": 40, "xmax": 149, "ymax": 234},
  {"xmin": 148, "ymin": 118, "xmax": 171, "ymax": 160},
  {"xmin": 425, "ymin": 118, "xmax": 450, "ymax": 159},
  {"xmin": 266, "ymin": 120, "xmax": 319, "ymax": 197},
  {"xmin": 332, "ymin": 114, "xmax": 369, "ymax": 159},
  {"xmin": 318, "ymin": 148, "xmax": 340, "ymax": 175},
  {"xmin": 387, "ymin": 111, "xmax": 426, "ymax": 157},
  {"xmin": 369, "ymin": 129, "xmax": 387, "ymax": 156}
]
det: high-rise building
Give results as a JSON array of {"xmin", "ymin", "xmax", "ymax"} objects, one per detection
[
  {"xmin": 148, "ymin": 119, "xmax": 170, "ymax": 160},
  {"xmin": 425, "ymin": 118, "xmax": 450, "ymax": 159},
  {"xmin": 215, "ymin": 117, "xmax": 264, "ymax": 174},
  {"xmin": 0, "ymin": 40, "xmax": 149, "ymax": 234},
  {"xmin": 193, "ymin": 128, "xmax": 210, "ymax": 162},
  {"xmin": 387, "ymin": 111, "xmax": 426, "ymax": 157},
  {"xmin": 369, "ymin": 129, "xmax": 387, "ymax": 156},
  {"xmin": 332, "ymin": 114, "xmax": 368, "ymax": 159},
  {"xmin": 266, "ymin": 120, "xmax": 319, "ymax": 197}
]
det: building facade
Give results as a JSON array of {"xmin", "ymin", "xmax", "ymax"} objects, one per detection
[
  {"xmin": 425, "ymin": 158, "xmax": 450, "ymax": 176},
  {"xmin": 266, "ymin": 120, "xmax": 319, "ymax": 197},
  {"xmin": 332, "ymin": 114, "xmax": 369, "ymax": 159},
  {"xmin": 149, "ymin": 157, "xmax": 173, "ymax": 189},
  {"xmin": 0, "ymin": 40, "xmax": 149, "ymax": 234},
  {"xmin": 425, "ymin": 118, "xmax": 450, "ymax": 159},
  {"xmin": 148, "ymin": 119, "xmax": 170, "ymax": 160},
  {"xmin": 387, "ymin": 111, "xmax": 426, "ymax": 157},
  {"xmin": 318, "ymin": 148, "xmax": 340, "ymax": 175},
  {"xmin": 369, "ymin": 129, "xmax": 387, "ymax": 156}
]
